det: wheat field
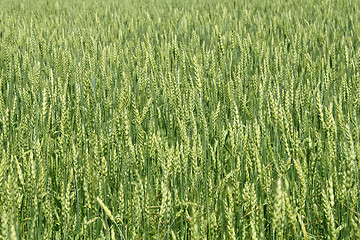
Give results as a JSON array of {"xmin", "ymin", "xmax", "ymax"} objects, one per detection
[{"xmin": 0, "ymin": 0, "xmax": 359, "ymax": 239}]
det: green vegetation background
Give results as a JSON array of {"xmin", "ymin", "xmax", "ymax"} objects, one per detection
[{"xmin": 0, "ymin": 0, "xmax": 359, "ymax": 239}]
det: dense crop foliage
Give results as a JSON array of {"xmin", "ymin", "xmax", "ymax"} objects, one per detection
[{"xmin": 1, "ymin": 0, "xmax": 360, "ymax": 239}]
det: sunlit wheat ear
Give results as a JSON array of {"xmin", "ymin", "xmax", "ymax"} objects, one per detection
[
  {"xmin": 273, "ymin": 178, "xmax": 284, "ymax": 239},
  {"xmin": 97, "ymin": 196, "xmax": 115, "ymax": 223}
]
